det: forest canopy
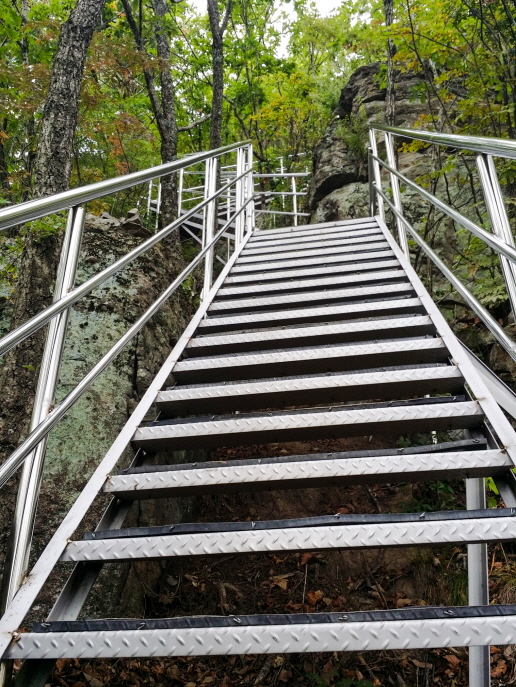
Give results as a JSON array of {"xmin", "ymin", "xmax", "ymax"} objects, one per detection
[{"xmin": 0, "ymin": 0, "xmax": 515, "ymax": 209}]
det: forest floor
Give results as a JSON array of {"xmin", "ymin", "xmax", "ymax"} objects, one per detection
[{"xmin": 26, "ymin": 434, "xmax": 516, "ymax": 686}]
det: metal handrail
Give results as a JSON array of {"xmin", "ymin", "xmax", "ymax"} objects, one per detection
[
  {"xmin": 375, "ymin": 183, "xmax": 516, "ymax": 362},
  {"xmin": 0, "ymin": 140, "xmax": 255, "ymax": 617},
  {"xmin": 371, "ymin": 153, "xmax": 516, "ymax": 265},
  {"xmin": 373, "ymin": 124, "xmax": 516, "ymax": 160},
  {"xmin": 0, "ymin": 194, "xmax": 254, "ymax": 490},
  {"xmin": 0, "ymin": 141, "xmax": 247, "ymax": 232},
  {"xmin": 368, "ymin": 125, "xmax": 516, "ymax": 375},
  {"xmin": 0, "ymin": 167, "xmax": 249, "ymax": 357}
]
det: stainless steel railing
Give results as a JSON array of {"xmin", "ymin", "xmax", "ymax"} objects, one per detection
[
  {"xmin": 253, "ymin": 172, "xmax": 310, "ymax": 228},
  {"xmin": 0, "ymin": 140, "xmax": 254, "ymax": 611},
  {"xmin": 368, "ymin": 125, "xmax": 516, "ymax": 364}
]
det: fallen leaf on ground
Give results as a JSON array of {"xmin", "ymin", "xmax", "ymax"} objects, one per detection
[
  {"xmin": 396, "ymin": 598, "xmax": 412, "ymax": 608},
  {"xmin": 300, "ymin": 552, "xmax": 316, "ymax": 565},
  {"xmin": 307, "ymin": 590, "xmax": 324, "ymax": 605}
]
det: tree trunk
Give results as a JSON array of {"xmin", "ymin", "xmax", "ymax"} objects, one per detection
[
  {"xmin": 384, "ymin": 0, "xmax": 396, "ymax": 127},
  {"xmin": 0, "ymin": 0, "xmax": 106, "ymax": 460},
  {"xmin": 152, "ymin": 0, "xmax": 179, "ymax": 231},
  {"xmin": 207, "ymin": 0, "xmax": 232, "ymax": 151},
  {"xmin": 120, "ymin": 0, "xmax": 181, "ymax": 255}
]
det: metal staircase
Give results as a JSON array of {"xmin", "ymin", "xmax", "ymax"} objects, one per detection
[{"xmin": 3, "ymin": 129, "xmax": 516, "ymax": 686}]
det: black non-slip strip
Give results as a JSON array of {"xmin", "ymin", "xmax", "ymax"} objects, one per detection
[
  {"xmin": 83, "ymin": 507, "xmax": 516, "ymax": 541},
  {"xmin": 33, "ymin": 604, "xmax": 516, "ymax": 633},
  {"xmin": 145, "ymin": 395, "xmax": 468, "ymax": 428},
  {"xmin": 120, "ymin": 437, "xmax": 487, "ymax": 475}
]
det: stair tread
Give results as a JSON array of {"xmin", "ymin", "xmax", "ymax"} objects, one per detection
[
  {"xmin": 11, "ymin": 605, "xmax": 516, "ymax": 658},
  {"xmin": 132, "ymin": 397, "xmax": 482, "ymax": 450},
  {"xmin": 185, "ymin": 315, "xmax": 436, "ymax": 356},
  {"xmin": 61, "ymin": 502, "xmax": 512, "ymax": 562},
  {"xmin": 230, "ymin": 246, "xmax": 393, "ymax": 274},
  {"xmin": 217, "ymin": 268, "xmax": 407, "ymax": 298},
  {"xmin": 85, "ymin": 507, "xmax": 516, "ymax": 540},
  {"xmin": 242, "ymin": 228, "xmax": 384, "ymax": 253},
  {"xmin": 237, "ymin": 236, "xmax": 387, "ymax": 263},
  {"xmin": 158, "ymin": 366, "xmax": 464, "ymax": 416},
  {"xmin": 225, "ymin": 258, "xmax": 400, "ymax": 284},
  {"xmin": 120, "ymin": 437, "xmax": 489, "ymax": 473},
  {"xmin": 29, "ymin": 604, "xmax": 516, "ymax": 634},
  {"xmin": 209, "ymin": 282, "xmax": 413, "ymax": 313},
  {"xmin": 250, "ymin": 217, "xmax": 378, "ymax": 239},
  {"xmin": 198, "ymin": 298, "xmax": 424, "ymax": 333},
  {"xmin": 106, "ymin": 446, "xmax": 508, "ymax": 498}
]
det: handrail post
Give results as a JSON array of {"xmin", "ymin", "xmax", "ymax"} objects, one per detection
[
  {"xmin": 368, "ymin": 147, "xmax": 377, "ymax": 217},
  {"xmin": 235, "ymin": 147, "xmax": 245, "ymax": 246},
  {"xmin": 155, "ymin": 180, "xmax": 162, "ymax": 231},
  {"xmin": 245, "ymin": 143, "xmax": 255, "ymax": 235},
  {"xmin": 202, "ymin": 157, "xmax": 218, "ymax": 300},
  {"xmin": 178, "ymin": 168, "xmax": 184, "ymax": 217},
  {"xmin": 477, "ymin": 153, "xmax": 516, "ymax": 318},
  {"xmin": 384, "ymin": 131, "xmax": 409, "ymax": 257},
  {"xmin": 0, "ymin": 206, "xmax": 85, "ymax": 614},
  {"xmin": 292, "ymin": 176, "xmax": 298, "ymax": 227},
  {"xmin": 147, "ymin": 181, "xmax": 153, "ymax": 216},
  {"xmin": 368, "ymin": 129, "xmax": 385, "ymax": 220},
  {"xmin": 466, "ymin": 476, "xmax": 490, "ymax": 687}
]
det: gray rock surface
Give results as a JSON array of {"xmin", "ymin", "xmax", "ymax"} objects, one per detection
[
  {"xmin": 0, "ymin": 213, "xmax": 197, "ymax": 620},
  {"xmin": 308, "ymin": 62, "xmax": 516, "ymax": 388}
]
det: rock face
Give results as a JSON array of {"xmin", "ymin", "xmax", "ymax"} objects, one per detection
[
  {"xmin": 307, "ymin": 63, "xmax": 432, "ymax": 215},
  {"xmin": 308, "ymin": 62, "xmax": 516, "ymax": 385},
  {"xmin": 0, "ymin": 213, "xmax": 197, "ymax": 620}
]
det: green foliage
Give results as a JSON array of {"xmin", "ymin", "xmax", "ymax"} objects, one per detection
[{"xmin": 336, "ymin": 107, "xmax": 369, "ymax": 165}]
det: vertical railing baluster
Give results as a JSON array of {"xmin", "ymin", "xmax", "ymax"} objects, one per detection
[
  {"xmin": 384, "ymin": 131, "xmax": 409, "ymax": 256},
  {"xmin": 202, "ymin": 157, "xmax": 218, "ymax": 300},
  {"xmin": 235, "ymin": 147, "xmax": 245, "ymax": 246},
  {"xmin": 245, "ymin": 143, "xmax": 254, "ymax": 235},
  {"xmin": 368, "ymin": 147, "xmax": 377, "ymax": 217},
  {"xmin": 155, "ymin": 180, "xmax": 162, "ymax": 231},
  {"xmin": 178, "ymin": 168, "xmax": 184, "ymax": 218},
  {"xmin": 477, "ymin": 153, "xmax": 516, "ymax": 317},
  {"xmin": 1, "ymin": 206, "xmax": 85, "ymax": 613},
  {"xmin": 368, "ymin": 129, "xmax": 385, "ymax": 221},
  {"xmin": 466, "ymin": 476, "xmax": 490, "ymax": 687},
  {"xmin": 292, "ymin": 176, "xmax": 298, "ymax": 227}
]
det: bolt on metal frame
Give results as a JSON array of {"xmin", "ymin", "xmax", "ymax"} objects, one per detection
[
  {"xmin": 0, "ymin": 140, "xmax": 254, "ymax": 656},
  {"xmin": 368, "ymin": 124, "xmax": 516, "ymax": 687}
]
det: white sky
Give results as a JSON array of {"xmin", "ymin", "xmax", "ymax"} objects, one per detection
[{"xmin": 188, "ymin": 0, "xmax": 342, "ymax": 17}]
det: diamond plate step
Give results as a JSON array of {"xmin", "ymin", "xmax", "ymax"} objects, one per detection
[
  {"xmin": 225, "ymin": 257, "xmax": 400, "ymax": 285},
  {"xmin": 237, "ymin": 236, "xmax": 388, "ymax": 263},
  {"xmin": 61, "ymin": 506, "xmax": 512, "ymax": 563},
  {"xmin": 199, "ymin": 298, "xmax": 424, "ymax": 334},
  {"xmin": 132, "ymin": 398, "xmax": 483, "ymax": 451},
  {"xmin": 184, "ymin": 315, "xmax": 436, "ymax": 357},
  {"xmin": 231, "ymin": 246, "xmax": 393, "ymax": 275},
  {"xmin": 249, "ymin": 218, "xmax": 378, "ymax": 241},
  {"xmin": 242, "ymin": 228, "xmax": 383, "ymax": 254},
  {"xmin": 85, "ymin": 507, "xmax": 515, "ymax": 540},
  {"xmin": 174, "ymin": 337, "xmax": 448, "ymax": 383},
  {"xmin": 158, "ymin": 366, "xmax": 464, "ymax": 417},
  {"xmin": 12, "ymin": 606, "xmax": 516, "ymax": 659},
  {"xmin": 217, "ymin": 268, "xmax": 407, "ymax": 299},
  {"xmin": 105, "ymin": 447, "xmax": 507, "ymax": 500},
  {"xmin": 208, "ymin": 283, "xmax": 414, "ymax": 315}
]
